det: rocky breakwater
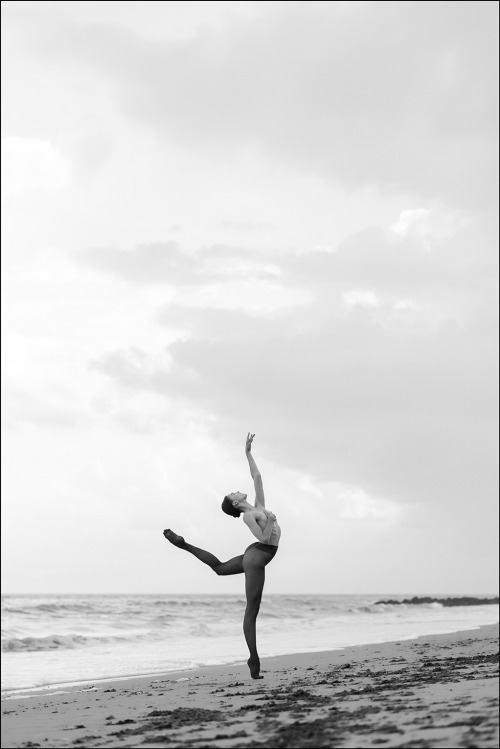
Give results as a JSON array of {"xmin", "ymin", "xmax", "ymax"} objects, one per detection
[{"xmin": 374, "ymin": 596, "xmax": 499, "ymax": 607}]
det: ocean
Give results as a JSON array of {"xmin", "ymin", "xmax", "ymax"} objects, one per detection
[{"xmin": 2, "ymin": 594, "xmax": 498, "ymax": 693}]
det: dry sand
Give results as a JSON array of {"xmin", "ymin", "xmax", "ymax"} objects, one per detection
[{"xmin": 1, "ymin": 623, "xmax": 498, "ymax": 748}]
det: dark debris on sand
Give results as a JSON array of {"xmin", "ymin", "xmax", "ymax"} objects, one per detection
[
  {"xmin": 108, "ymin": 706, "xmax": 225, "ymax": 740},
  {"xmin": 101, "ymin": 640, "xmax": 499, "ymax": 749}
]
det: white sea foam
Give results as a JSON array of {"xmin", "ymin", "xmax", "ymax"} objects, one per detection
[{"xmin": 2, "ymin": 594, "xmax": 498, "ymax": 691}]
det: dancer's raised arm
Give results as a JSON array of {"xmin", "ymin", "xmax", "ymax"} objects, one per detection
[{"xmin": 245, "ymin": 433, "xmax": 265, "ymax": 508}]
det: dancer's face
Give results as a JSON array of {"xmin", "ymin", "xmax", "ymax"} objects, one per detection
[{"xmin": 229, "ymin": 491, "xmax": 247, "ymax": 505}]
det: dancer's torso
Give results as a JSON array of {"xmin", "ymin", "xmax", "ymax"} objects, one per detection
[{"xmin": 249, "ymin": 507, "xmax": 281, "ymax": 547}]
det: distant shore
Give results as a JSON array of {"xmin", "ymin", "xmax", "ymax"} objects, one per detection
[
  {"xmin": 374, "ymin": 595, "xmax": 500, "ymax": 606},
  {"xmin": 2, "ymin": 622, "xmax": 498, "ymax": 748}
]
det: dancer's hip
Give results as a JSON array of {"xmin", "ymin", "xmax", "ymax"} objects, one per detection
[{"xmin": 245, "ymin": 541, "xmax": 279, "ymax": 558}]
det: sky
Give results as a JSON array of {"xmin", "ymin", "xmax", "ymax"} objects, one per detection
[{"xmin": 1, "ymin": 0, "xmax": 498, "ymax": 595}]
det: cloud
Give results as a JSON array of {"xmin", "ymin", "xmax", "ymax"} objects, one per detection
[
  {"xmin": 1, "ymin": 137, "xmax": 70, "ymax": 199},
  {"xmin": 288, "ymin": 226, "xmax": 444, "ymax": 297},
  {"xmin": 301, "ymin": 474, "xmax": 404, "ymax": 523},
  {"xmin": 330, "ymin": 484, "xmax": 403, "ymax": 523},
  {"xmin": 156, "ymin": 304, "xmax": 290, "ymax": 341},
  {"xmin": 77, "ymin": 242, "xmax": 311, "ymax": 317},
  {"xmin": 78, "ymin": 242, "xmax": 193, "ymax": 285},
  {"xmin": 77, "ymin": 206, "xmax": 497, "ymax": 325},
  {"xmin": 93, "ymin": 308, "xmax": 497, "ymax": 522},
  {"xmin": 71, "ymin": 184, "xmax": 497, "ymax": 544},
  {"xmin": 391, "ymin": 209, "xmax": 431, "ymax": 239},
  {"xmin": 1, "ymin": 384, "xmax": 84, "ymax": 431},
  {"xmin": 342, "ymin": 290, "xmax": 380, "ymax": 308},
  {"xmin": 33, "ymin": 1, "xmax": 498, "ymax": 208},
  {"xmin": 393, "ymin": 299, "xmax": 417, "ymax": 311},
  {"xmin": 77, "ymin": 242, "xmax": 282, "ymax": 286}
]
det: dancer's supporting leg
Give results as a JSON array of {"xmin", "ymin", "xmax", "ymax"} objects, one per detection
[
  {"xmin": 242, "ymin": 546, "xmax": 267, "ymax": 679},
  {"xmin": 163, "ymin": 529, "xmax": 244, "ymax": 575},
  {"xmin": 164, "ymin": 530, "xmax": 273, "ymax": 679}
]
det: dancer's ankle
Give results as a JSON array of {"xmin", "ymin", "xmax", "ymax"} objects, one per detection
[{"xmin": 247, "ymin": 657, "xmax": 263, "ymax": 679}]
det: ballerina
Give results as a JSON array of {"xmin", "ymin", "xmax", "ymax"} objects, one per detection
[{"xmin": 164, "ymin": 433, "xmax": 281, "ymax": 679}]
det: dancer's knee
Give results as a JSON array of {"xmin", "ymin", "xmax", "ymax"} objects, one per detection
[{"xmin": 245, "ymin": 600, "xmax": 261, "ymax": 617}]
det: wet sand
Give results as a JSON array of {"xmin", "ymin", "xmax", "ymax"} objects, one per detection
[{"xmin": 1, "ymin": 623, "xmax": 498, "ymax": 748}]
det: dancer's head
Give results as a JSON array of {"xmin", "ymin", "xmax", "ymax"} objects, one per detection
[{"xmin": 221, "ymin": 492, "xmax": 247, "ymax": 518}]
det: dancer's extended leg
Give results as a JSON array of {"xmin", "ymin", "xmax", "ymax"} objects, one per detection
[{"xmin": 163, "ymin": 529, "xmax": 243, "ymax": 575}]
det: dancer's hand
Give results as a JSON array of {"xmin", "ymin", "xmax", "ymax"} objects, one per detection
[
  {"xmin": 245, "ymin": 433, "xmax": 255, "ymax": 453},
  {"xmin": 263, "ymin": 509, "xmax": 276, "ymax": 522}
]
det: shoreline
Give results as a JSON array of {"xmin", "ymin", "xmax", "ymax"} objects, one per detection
[
  {"xmin": 2, "ymin": 623, "xmax": 498, "ymax": 748},
  {"xmin": 1, "ymin": 620, "xmax": 498, "ymax": 699}
]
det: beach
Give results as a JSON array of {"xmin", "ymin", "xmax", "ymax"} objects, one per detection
[{"xmin": 2, "ymin": 622, "xmax": 498, "ymax": 748}]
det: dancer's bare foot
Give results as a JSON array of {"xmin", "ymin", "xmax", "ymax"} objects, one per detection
[
  {"xmin": 163, "ymin": 529, "xmax": 185, "ymax": 548},
  {"xmin": 247, "ymin": 657, "xmax": 263, "ymax": 679}
]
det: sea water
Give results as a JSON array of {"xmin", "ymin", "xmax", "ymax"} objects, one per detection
[{"xmin": 2, "ymin": 594, "xmax": 498, "ymax": 692}]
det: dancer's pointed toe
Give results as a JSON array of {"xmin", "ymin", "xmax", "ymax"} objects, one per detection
[
  {"xmin": 163, "ymin": 529, "xmax": 186, "ymax": 548},
  {"xmin": 247, "ymin": 658, "xmax": 264, "ymax": 679}
]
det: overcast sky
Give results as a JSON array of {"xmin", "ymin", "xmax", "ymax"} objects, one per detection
[{"xmin": 2, "ymin": 0, "xmax": 498, "ymax": 595}]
